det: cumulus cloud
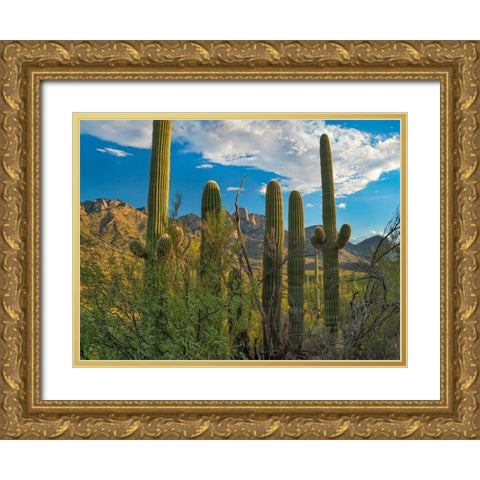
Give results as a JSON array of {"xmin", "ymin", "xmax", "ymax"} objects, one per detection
[
  {"xmin": 83, "ymin": 120, "xmax": 152, "ymax": 148},
  {"xmin": 196, "ymin": 163, "xmax": 214, "ymax": 169},
  {"xmin": 337, "ymin": 202, "xmax": 347, "ymax": 209},
  {"xmin": 83, "ymin": 119, "xmax": 401, "ymax": 198},
  {"xmin": 96, "ymin": 147, "xmax": 132, "ymax": 157},
  {"xmin": 306, "ymin": 203, "xmax": 315, "ymax": 208},
  {"xmin": 172, "ymin": 119, "xmax": 400, "ymax": 197}
]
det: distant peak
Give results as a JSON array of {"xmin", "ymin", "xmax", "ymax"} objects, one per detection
[
  {"xmin": 81, "ymin": 198, "xmax": 126, "ymax": 213},
  {"xmin": 238, "ymin": 207, "xmax": 249, "ymax": 221}
]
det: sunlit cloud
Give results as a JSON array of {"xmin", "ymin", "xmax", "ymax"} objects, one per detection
[
  {"xmin": 83, "ymin": 120, "xmax": 152, "ymax": 148},
  {"xmin": 173, "ymin": 119, "xmax": 400, "ymax": 197},
  {"xmin": 337, "ymin": 202, "xmax": 347, "ymax": 209},
  {"xmin": 258, "ymin": 183, "xmax": 267, "ymax": 195},
  {"xmin": 82, "ymin": 119, "xmax": 400, "ymax": 198}
]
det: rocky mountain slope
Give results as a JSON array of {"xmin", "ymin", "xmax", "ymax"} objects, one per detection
[{"xmin": 80, "ymin": 198, "xmax": 390, "ymax": 271}]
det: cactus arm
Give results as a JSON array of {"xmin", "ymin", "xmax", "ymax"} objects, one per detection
[
  {"xmin": 314, "ymin": 248, "xmax": 320, "ymax": 319},
  {"xmin": 156, "ymin": 233, "xmax": 173, "ymax": 259},
  {"xmin": 314, "ymin": 226, "xmax": 326, "ymax": 244},
  {"xmin": 129, "ymin": 239, "xmax": 147, "ymax": 258},
  {"xmin": 336, "ymin": 223, "xmax": 352, "ymax": 249},
  {"xmin": 309, "ymin": 228, "xmax": 325, "ymax": 321}
]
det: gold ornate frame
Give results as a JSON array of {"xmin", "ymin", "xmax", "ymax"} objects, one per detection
[{"xmin": 0, "ymin": 40, "xmax": 478, "ymax": 439}]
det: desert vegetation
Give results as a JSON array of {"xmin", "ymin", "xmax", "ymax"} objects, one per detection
[{"xmin": 80, "ymin": 120, "xmax": 401, "ymax": 361}]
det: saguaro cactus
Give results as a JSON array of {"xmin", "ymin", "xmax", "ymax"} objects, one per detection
[
  {"xmin": 129, "ymin": 120, "xmax": 172, "ymax": 286},
  {"xmin": 227, "ymin": 268, "xmax": 250, "ymax": 359},
  {"xmin": 127, "ymin": 120, "xmax": 172, "ymax": 349},
  {"xmin": 287, "ymin": 190, "xmax": 305, "ymax": 348},
  {"xmin": 198, "ymin": 180, "xmax": 223, "ymax": 341},
  {"xmin": 262, "ymin": 179, "xmax": 284, "ymax": 356},
  {"xmin": 200, "ymin": 180, "xmax": 222, "ymax": 280},
  {"xmin": 145, "ymin": 120, "xmax": 171, "ymax": 256},
  {"xmin": 319, "ymin": 134, "xmax": 351, "ymax": 331},
  {"xmin": 309, "ymin": 226, "xmax": 325, "ymax": 319}
]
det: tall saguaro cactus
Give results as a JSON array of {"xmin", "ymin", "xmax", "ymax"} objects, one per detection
[
  {"xmin": 310, "ymin": 226, "xmax": 325, "ymax": 319},
  {"xmin": 287, "ymin": 190, "xmax": 305, "ymax": 348},
  {"xmin": 129, "ymin": 120, "xmax": 172, "ymax": 282},
  {"xmin": 198, "ymin": 180, "xmax": 223, "ymax": 341},
  {"xmin": 319, "ymin": 134, "xmax": 351, "ymax": 331},
  {"xmin": 262, "ymin": 179, "xmax": 284, "ymax": 356},
  {"xmin": 127, "ymin": 120, "xmax": 172, "ymax": 350},
  {"xmin": 200, "ymin": 180, "xmax": 222, "ymax": 279},
  {"xmin": 146, "ymin": 120, "xmax": 171, "ymax": 258}
]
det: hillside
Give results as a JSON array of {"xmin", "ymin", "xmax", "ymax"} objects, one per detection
[{"xmin": 80, "ymin": 198, "xmax": 389, "ymax": 271}]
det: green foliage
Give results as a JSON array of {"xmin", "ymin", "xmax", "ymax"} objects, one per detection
[
  {"xmin": 81, "ymin": 224, "xmax": 257, "ymax": 360},
  {"xmin": 80, "ymin": 123, "xmax": 400, "ymax": 361},
  {"xmin": 129, "ymin": 239, "xmax": 146, "ymax": 258},
  {"xmin": 81, "ymin": 205, "xmax": 400, "ymax": 361},
  {"xmin": 127, "ymin": 120, "xmax": 172, "ymax": 305},
  {"xmin": 287, "ymin": 190, "xmax": 305, "ymax": 348},
  {"xmin": 262, "ymin": 179, "xmax": 284, "ymax": 357},
  {"xmin": 302, "ymin": 211, "xmax": 400, "ymax": 360}
]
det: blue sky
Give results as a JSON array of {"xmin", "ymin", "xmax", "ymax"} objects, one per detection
[{"xmin": 80, "ymin": 118, "xmax": 401, "ymax": 242}]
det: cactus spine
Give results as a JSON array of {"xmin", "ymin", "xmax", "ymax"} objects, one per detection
[
  {"xmin": 319, "ymin": 134, "xmax": 351, "ymax": 331},
  {"xmin": 287, "ymin": 190, "xmax": 305, "ymax": 348},
  {"xmin": 262, "ymin": 180, "xmax": 284, "ymax": 356}
]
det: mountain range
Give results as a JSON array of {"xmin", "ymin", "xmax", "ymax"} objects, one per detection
[{"xmin": 80, "ymin": 198, "xmax": 388, "ymax": 271}]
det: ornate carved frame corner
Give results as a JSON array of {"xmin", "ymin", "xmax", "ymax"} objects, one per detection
[{"xmin": 0, "ymin": 41, "xmax": 479, "ymax": 439}]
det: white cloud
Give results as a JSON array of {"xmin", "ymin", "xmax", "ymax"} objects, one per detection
[
  {"xmin": 226, "ymin": 186, "xmax": 244, "ymax": 192},
  {"xmin": 83, "ymin": 120, "xmax": 152, "ymax": 148},
  {"xmin": 196, "ymin": 163, "xmax": 214, "ymax": 169},
  {"xmin": 306, "ymin": 203, "xmax": 315, "ymax": 208},
  {"xmin": 83, "ymin": 119, "xmax": 401, "ymax": 198},
  {"xmin": 172, "ymin": 119, "xmax": 400, "ymax": 197},
  {"xmin": 96, "ymin": 147, "xmax": 132, "ymax": 157},
  {"xmin": 337, "ymin": 202, "xmax": 347, "ymax": 209}
]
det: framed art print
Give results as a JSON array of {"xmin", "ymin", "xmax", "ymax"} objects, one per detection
[{"xmin": 0, "ymin": 41, "xmax": 478, "ymax": 438}]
